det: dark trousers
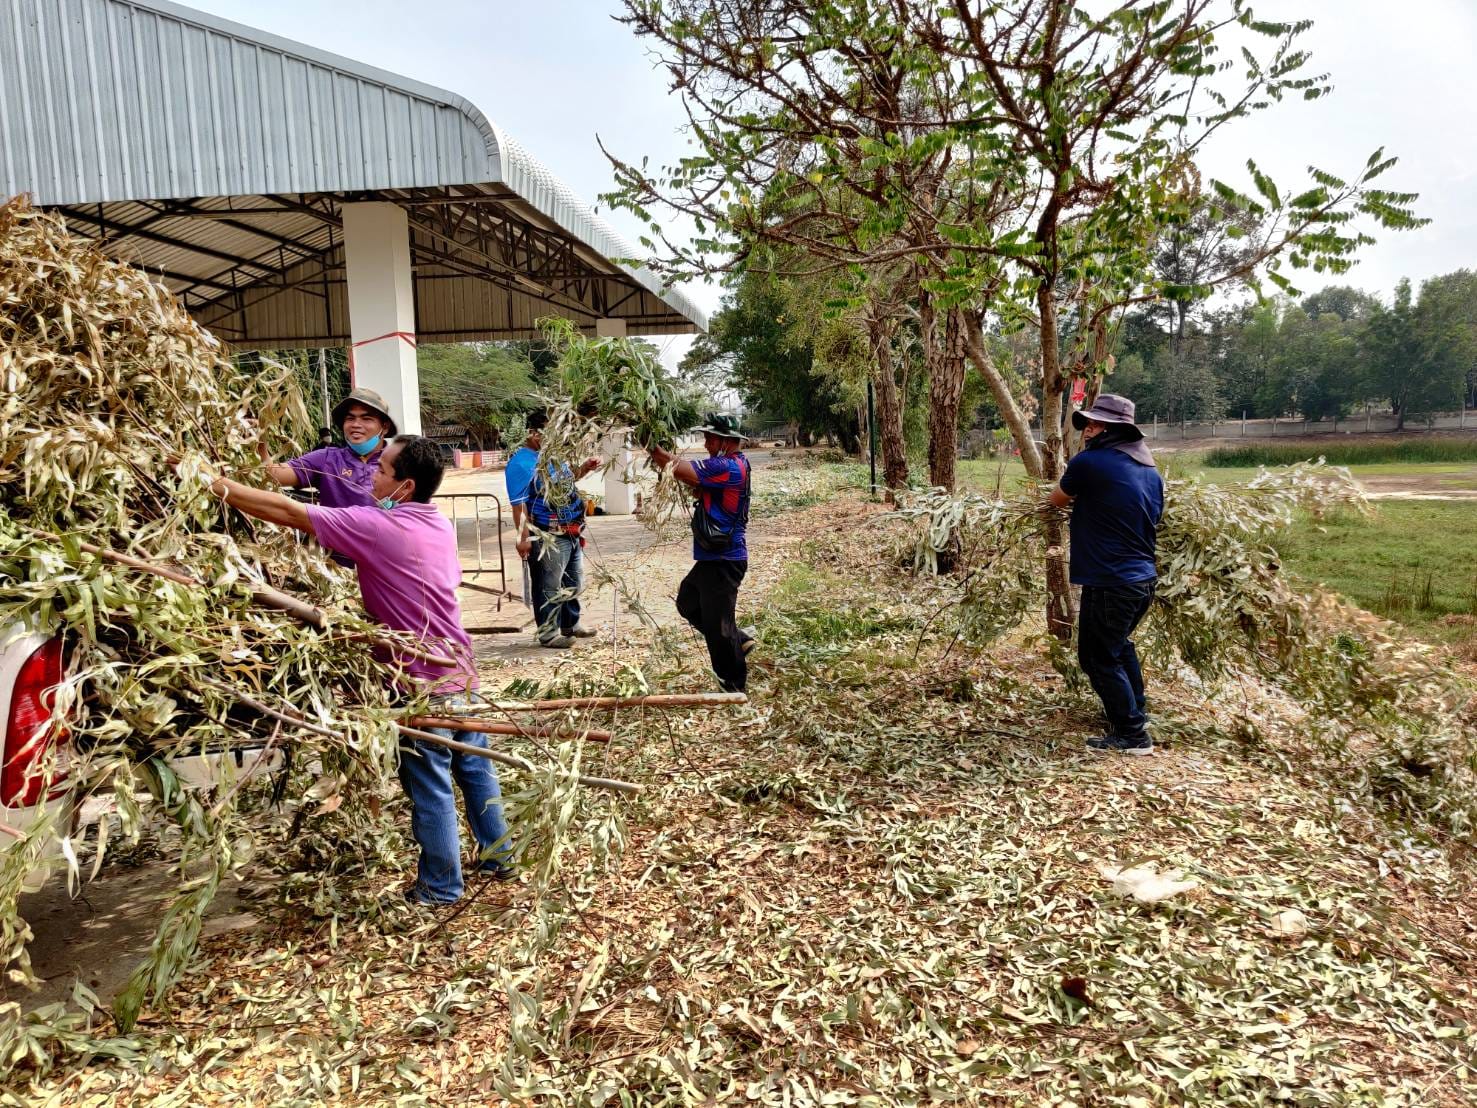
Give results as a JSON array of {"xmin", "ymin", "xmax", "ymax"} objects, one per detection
[
  {"xmin": 676, "ymin": 559, "xmax": 748, "ymax": 692},
  {"xmin": 529, "ymin": 533, "xmax": 582, "ymax": 642},
  {"xmin": 1077, "ymin": 582, "xmax": 1155, "ymax": 739}
]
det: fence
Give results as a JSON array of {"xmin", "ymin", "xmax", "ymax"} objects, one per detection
[{"xmin": 1022, "ymin": 408, "xmax": 1477, "ymax": 445}]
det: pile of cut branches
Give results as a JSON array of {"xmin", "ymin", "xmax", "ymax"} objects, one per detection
[
  {"xmin": 891, "ymin": 466, "xmax": 1477, "ymax": 839},
  {"xmin": 0, "ymin": 198, "xmax": 626, "ymax": 1048}
]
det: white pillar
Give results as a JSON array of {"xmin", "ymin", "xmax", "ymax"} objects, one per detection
[
  {"xmin": 601, "ymin": 430, "xmax": 639, "ymax": 515},
  {"xmin": 342, "ymin": 202, "xmax": 421, "ymax": 434},
  {"xmin": 595, "ymin": 318, "xmax": 628, "ymax": 339}
]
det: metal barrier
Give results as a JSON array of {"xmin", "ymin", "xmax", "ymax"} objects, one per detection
[{"xmin": 433, "ymin": 493, "xmax": 515, "ymax": 613}]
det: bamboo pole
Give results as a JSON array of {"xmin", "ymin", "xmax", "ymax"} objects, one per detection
[
  {"xmin": 79, "ymin": 541, "xmax": 458, "ymax": 668},
  {"xmin": 198, "ymin": 679, "xmax": 640, "ymax": 795},
  {"xmin": 396, "ymin": 724, "xmax": 640, "ymax": 795},
  {"xmin": 493, "ymin": 692, "xmax": 748, "ymax": 712},
  {"xmin": 405, "ymin": 716, "xmax": 613, "ymax": 743}
]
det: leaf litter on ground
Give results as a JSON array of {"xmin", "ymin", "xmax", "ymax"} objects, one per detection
[{"xmin": 9, "ymin": 467, "xmax": 1476, "ymax": 1106}]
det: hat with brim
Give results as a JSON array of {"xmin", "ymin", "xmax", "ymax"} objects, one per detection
[
  {"xmin": 693, "ymin": 413, "xmax": 750, "ymax": 442},
  {"xmin": 1071, "ymin": 393, "xmax": 1143, "ymax": 439},
  {"xmin": 331, "ymin": 387, "xmax": 399, "ymax": 437}
]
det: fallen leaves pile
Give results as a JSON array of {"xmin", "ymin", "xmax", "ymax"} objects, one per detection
[{"xmin": 7, "ymin": 468, "xmax": 1474, "ymax": 1105}]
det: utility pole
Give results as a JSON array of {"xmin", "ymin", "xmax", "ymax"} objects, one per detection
[{"xmin": 866, "ymin": 379, "xmax": 877, "ymax": 497}]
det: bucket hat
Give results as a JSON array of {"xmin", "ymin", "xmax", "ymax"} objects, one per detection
[
  {"xmin": 1072, "ymin": 393, "xmax": 1155, "ymax": 467},
  {"xmin": 1071, "ymin": 393, "xmax": 1142, "ymax": 438},
  {"xmin": 693, "ymin": 413, "xmax": 750, "ymax": 441},
  {"xmin": 331, "ymin": 387, "xmax": 399, "ymax": 437}
]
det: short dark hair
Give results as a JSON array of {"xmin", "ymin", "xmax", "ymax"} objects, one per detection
[
  {"xmin": 525, "ymin": 408, "xmax": 548, "ymax": 432},
  {"xmin": 389, "ymin": 435, "xmax": 445, "ymax": 502}
]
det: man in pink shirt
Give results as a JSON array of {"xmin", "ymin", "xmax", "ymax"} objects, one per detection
[{"xmin": 207, "ymin": 435, "xmax": 513, "ymax": 903}]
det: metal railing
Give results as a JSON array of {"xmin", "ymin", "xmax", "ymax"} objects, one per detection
[{"xmin": 433, "ymin": 493, "xmax": 513, "ymax": 612}]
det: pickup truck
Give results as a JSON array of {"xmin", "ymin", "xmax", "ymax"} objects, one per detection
[{"xmin": 0, "ymin": 624, "xmax": 284, "ymax": 891}]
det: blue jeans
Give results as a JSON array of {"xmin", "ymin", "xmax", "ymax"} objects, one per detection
[
  {"xmin": 530, "ymin": 532, "xmax": 582, "ymax": 642},
  {"xmin": 1077, "ymin": 582, "xmax": 1155, "ymax": 739},
  {"xmin": 397, "ymin": 695, "xmax": 511, "ymax": 903}
]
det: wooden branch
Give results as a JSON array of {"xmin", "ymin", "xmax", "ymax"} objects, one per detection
[
  {"xmin": 79, "ymin": 541, "xmax": 457, "ymax": 667},
  {"xmin": 396, "ymin": 725, "xmax": 640, "ymax": 795},
  {"xmin": 197, "ymin": 678, "xmax": 640, "ymax": 795},
  {"xmin": 493, "ymin": 693, "xmax": 748, "ymax": 712},
  {"xmin": 405, "ymin": 716, "xmax": 613, "ymax": 744}
]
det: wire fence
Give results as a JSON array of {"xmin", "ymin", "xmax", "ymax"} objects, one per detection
[{"xmin": 1023, "ymin": 408, "xmax": 1477, "ymax": 445}]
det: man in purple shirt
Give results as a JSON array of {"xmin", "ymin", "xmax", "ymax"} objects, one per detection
[
  {"xmin": 261, "ymin": 387, "xmax": 397, "ymax": 510},
  {"xmin": 207, "ymin": 435, "xmax": 514, "ymax": 904}
]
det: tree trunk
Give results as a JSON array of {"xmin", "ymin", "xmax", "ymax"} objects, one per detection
[
  {"xmin": 1036, "ymin": 285, "xmax": 1074, "ymax": 641},
  {"xmin": 870, "ymin": 320, "xmax": 910, "ymax": 492},
  {"xmin": 920, "ymin": 293, "xmax": 969, "ymax": 491},
  {"xmin": 961, "ymin": 317, "xmax": 1044, "ymax": 477}
]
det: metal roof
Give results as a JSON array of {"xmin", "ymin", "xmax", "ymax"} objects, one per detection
[{"xmin": 0, "ymin": 0, "xmax": 705, "ymax": 341}]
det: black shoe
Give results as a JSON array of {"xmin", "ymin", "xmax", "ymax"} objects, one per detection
[
  {"xmin": 472, "ymin": 859, "xmax": 519, "ymax": 882},
  {"xmin": 1086, "ymin": 733, "xmax": 1153, "ymax": 756}
]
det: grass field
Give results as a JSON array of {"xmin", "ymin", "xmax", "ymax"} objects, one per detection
[
  {"xmin": 1200, "ymin": 437, "xmax": 1477, "ymax": 467},
  {"xmin": 953, "ymin": 449, "xmax": 1477, "ymax": 650},
  {"xmin": 1274, "ymin": 500, "xmax": 1477, "ymax": 643}
]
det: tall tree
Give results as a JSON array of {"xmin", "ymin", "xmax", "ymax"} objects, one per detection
[
  {"xmin": 1365, "ymin": 273, "xmax": 1477, "ymax": 429},
  {"xmin": 417, "ymin": 343, "xmax": 538, "ymax": 449},
  {"xmin": 609, "ymin": 0, "xmax": 1423, "ymax": 638},
  {"xmin": 606, "ymin": 0, "xmax": 1021, "ymax": 492}
]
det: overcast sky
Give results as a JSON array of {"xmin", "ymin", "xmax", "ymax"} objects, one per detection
[{"xmin": 188, "ymin": 0, "xmax": 1476, "ymax": 354}]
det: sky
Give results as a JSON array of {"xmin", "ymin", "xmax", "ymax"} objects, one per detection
[{"xmin": 184, "ymin": 0, "xmax": 1476, "ymax": 360}]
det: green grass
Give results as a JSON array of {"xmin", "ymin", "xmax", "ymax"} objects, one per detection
[
  {"xmin": 1273, "ymin": 500, "xmax": 1477, "ymax": 643},
  {"xmin": 1200, "ymin": 438, "xmax": 1477, "ymax": 467}
]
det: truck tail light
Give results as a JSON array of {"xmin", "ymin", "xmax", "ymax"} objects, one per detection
[{"xmin": 3, "ymin": 637, "xmax": 67, "ymax": 808}]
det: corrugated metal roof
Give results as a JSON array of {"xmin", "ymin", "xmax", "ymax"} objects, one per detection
[{"xmin": 0, "ymin": 0, "xmax": 705, "ymax": 332}]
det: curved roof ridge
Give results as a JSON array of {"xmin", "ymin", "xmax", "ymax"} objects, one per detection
[{"xmin": 6, "ymin": 0, "xmax": 705, "ymax": 330}]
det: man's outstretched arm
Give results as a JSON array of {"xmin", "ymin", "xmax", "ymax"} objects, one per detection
[
  {"xmin": 210, "ymin": 477, "xmax": 313, "ymax": 532},
  {"xmin": 648, "ymin": 444, "xmax": 699, "ymax": 486}
]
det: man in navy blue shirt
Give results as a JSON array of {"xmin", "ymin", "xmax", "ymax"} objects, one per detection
[
  {"xmin": 649, "ymin": 415, "xmax": 754, "ymax": 692},
  {"xmin": 1049, "ymin": 394, "xmax": 1164, "ymax": 755}
]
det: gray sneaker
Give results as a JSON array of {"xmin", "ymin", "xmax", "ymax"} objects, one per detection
[
  {"xmin": 566, "ymin": 625, "xmax": 598, "ymax": 638},
  {"xmin": 740, "ymin": 625, "xmax": 759, "ymax": 655},
  {"xmin": 539, "ymin": 635, "xmax": 574, "ymax": 649}
]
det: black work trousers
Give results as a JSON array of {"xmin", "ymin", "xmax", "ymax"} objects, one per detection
[
  {"xmin": 1077, "ymin": 581, "xmax": 1155, "ymax": 739},
  {"xmin": 676, "ymin": 559, "xmax": 748, "ymax": 692}
]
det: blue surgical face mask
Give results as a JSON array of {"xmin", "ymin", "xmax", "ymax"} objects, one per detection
[
  {"xmin": 378, "ymin": 495, "xmax": 398, "ymax": 510},
  {"xmin": 348, "ymin": 433, "xmax": 381, "ymax": 457}
]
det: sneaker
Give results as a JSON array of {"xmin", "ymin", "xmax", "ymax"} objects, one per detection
[
  {"xmin": 1086, "ymin": 733, "xmax": 1153, "ymax": 756},
  {"xmin": 538, "ymin": 635, "xmax": 574, "ymax": 649},
  {"xmin": 402, "ymin": 884, "xmax": 457, "ymax": 907},
  {"xmin": 566, "ymin": 625, "xmax": 598, "ymax": 638},
  {"xmin": 472, "ymin": 859, "xmax": 519, "ymax": 882},
  {"xmin": 739, "ymin": 625, "xmax": 759, "ymax": 655}
]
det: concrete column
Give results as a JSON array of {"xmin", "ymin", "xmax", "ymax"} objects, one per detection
[
  {"xmin": 595, "ymin": 318, "xmax": 628, "ymax": 339},
  {"xmin": 602, "ymin": 430, "xmax": 639, "ymax": 515},
  {"xmin": 342, "ymin": 202, "xmax": 421, "ymax": 434}
]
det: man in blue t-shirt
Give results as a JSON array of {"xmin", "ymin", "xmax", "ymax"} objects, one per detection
[
  {"xmin": 648, "ymin": 414, "xmax": 755, "ymax": 692},
  {"xmin": 505, "ymin": 412, "xmax": 544, "ymax": 612},
  {"xmin": 1049, "ymin": 394, "xmax": 1164, "ymax": 755},
  {"xmin": 514, "ymin": 435, "xmax": 600, "ymax": 648}
]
